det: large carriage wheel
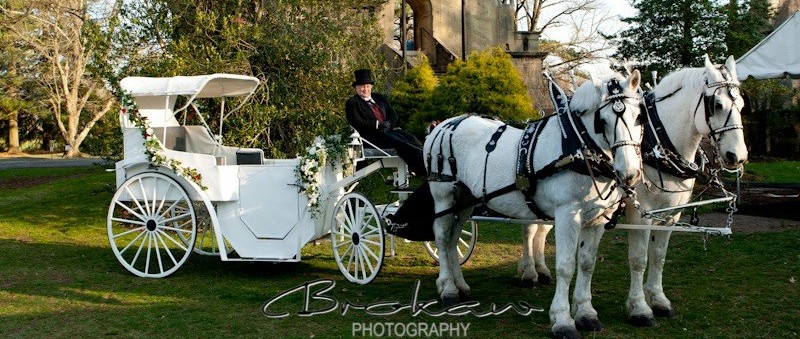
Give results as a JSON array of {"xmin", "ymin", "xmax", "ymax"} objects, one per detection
[
  {"xmin": 331, "ymin": 192, "xmax": 385, "ymax": 284},
  {"xmin": 424, "ymin": 220, "xmax": 477, "ymax": 265},
  {"xmin": 107, "ymin": 172, "xmax": 196, "ymax": 278}
]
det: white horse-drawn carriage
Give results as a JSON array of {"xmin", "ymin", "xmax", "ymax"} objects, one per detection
[
  {"xmin": 108, "ymin": 56, "xmax": 747, "ymax": 338},
  {"xmin": 107, "ymin": 73, "xmax": 476, "ymax": 284}
]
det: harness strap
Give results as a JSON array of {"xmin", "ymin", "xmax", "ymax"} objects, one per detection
[
  {"xmin": 432, "ymin": 183, "xmax": 518, "ymax": 219},
  {"xmin": 427, "ymin": 115, "xmax": 470, "ymax": 181},
  {"xmin": 482, "ymin": 124, "xmax": 507, "ymax": 203}
]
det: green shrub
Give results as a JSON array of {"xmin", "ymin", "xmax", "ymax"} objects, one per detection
[
  {"xmin": 397, "ymin": 47, "xmax": 535, "ymax": 136},
  {"xmin": 388, "ymin": 55, "xmax": 438, "ymax": 135}
]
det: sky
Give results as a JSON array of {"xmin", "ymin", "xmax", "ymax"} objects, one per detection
[{"xmin": 535, "ymin": 0, "xmax": 638, "ymax": 75}]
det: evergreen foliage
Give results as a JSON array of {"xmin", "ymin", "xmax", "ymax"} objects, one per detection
[
  {"xmin": 395, "ymin": 47, "xmax": 535, "ymax": 137},
  {"xmin": 724, "ymin": 0, "xmax": 773, "ymax": 59},
  {"xmin": 609, "ymin": 0, "xmax": 727, "ymax": 80}
]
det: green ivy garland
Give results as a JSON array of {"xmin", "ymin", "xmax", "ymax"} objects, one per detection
[{"xmin": 120, "ymin": 92, "xmax": 208, "ymax": 190}]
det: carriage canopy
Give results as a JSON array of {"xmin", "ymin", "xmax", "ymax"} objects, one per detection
[{"xmin": 120, "ymin": 73, "xmax": 260, "ymax": 98}]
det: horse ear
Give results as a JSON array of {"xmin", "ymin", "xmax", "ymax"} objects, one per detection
[
  {"xmin": 704, "ymin": 54, "xmax": 715, "ymax": 73},
  {"xmin": 725, "ymin": 55, "xmax": 738, "ymax": 80},
  {"xmin": 627, "ymin": 69, "xmax": 641, "ymax": 90},
  {"xmin": 589, "ymin": 72, "xmax": 602, "ymax": 88}
]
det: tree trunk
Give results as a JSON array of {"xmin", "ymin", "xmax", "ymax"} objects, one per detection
[{"xmin": 8, "ymin": 110, "xmax": 20, "ymax": 154}]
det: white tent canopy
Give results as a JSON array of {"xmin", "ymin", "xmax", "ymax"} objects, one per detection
[
  {"xmin": 737, "ymin": 10, "xmax": 800, "ymax": 80},
  {"xmin": 120, "ymin": 73, "xmax": 260, "ymax": 98}
]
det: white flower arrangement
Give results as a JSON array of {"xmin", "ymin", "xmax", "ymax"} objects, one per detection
[{"xmin": 296, "ymin": 135, "xmax": 349, "ymax": 216}]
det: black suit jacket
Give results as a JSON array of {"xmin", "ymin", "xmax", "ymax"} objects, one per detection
[{"xmin": 345, "ymin": 93, "xmax": 398, "ymax": 141}]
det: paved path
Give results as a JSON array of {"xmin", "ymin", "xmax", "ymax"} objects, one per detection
[{"xmin": 0, "ymin": 154, "xmax": 111, "ymax": 169}]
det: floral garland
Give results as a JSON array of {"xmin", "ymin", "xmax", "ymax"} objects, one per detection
[
  {"xmin": 120, "ymin": 92, "xmax": 208, "ymax": 190},
  {"xmin": 296, "ymin": 134, "xmax": 350, "ymax": 216}
]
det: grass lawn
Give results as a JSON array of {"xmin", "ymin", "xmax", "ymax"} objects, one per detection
[
  {"xmin": 1, "ymin": 165, "xmax": 799, "ymax": 338},
  {"xmin": 743, "ymin": 159, "xmax": 800, "ymax": 184}
]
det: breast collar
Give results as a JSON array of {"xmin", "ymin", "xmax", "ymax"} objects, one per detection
[{"xmin": 640, "ymin": 90, "xmax": 702, "ymax": 180}]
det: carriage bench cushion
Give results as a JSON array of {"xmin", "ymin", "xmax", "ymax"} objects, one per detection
[
  {"xmin": 236, "ymin": 150, "xmax": 264, "ymax": 165},
  {"xmin": 363, "ymin": 146, "xmax": 397, "ymax": 157}
]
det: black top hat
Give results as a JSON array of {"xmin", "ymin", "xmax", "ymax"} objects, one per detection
[{"xmin": 352, "ymin": 69, "xmax": 374, "ymax": 86}]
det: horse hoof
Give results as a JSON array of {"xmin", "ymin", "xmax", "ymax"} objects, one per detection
[
  {"xmin": 538, "ymin": 273, "xmax": 552, "ymax": 285},
  {"xmin": 575, "ymin": 316, "xmax": 603, "ymax": 332},
  {"xmin": 520, "ymin": 278, "xmax": 537, "ymax": 288},
  {"xmin": 628, "ymin": 315, "xmax": 657, "ymax": 327},
  {"xmin": 552, "ymin": 326, "xmax": 581, "ymax": 339},
  {"xmin": 652, "ymin": 305, "xmax": 676, "ymax": 318},
  {"xmin": 441, "ymin": 295, "xmax": 460, "ymax": 308},
  {"xmin": 458, "ymin": 290, "xmax": 471, "ymax": 301}
]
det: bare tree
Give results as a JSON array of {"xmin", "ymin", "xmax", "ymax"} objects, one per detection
[
  {"xmin": 0, "ymin": 0, "xmax": 122, "ymax": 157},
  {"xmin": 516, "ymin": 0, "xmax": 619, "ymax": 70}
]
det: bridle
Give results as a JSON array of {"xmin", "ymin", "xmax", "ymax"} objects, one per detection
[
  {"xmin": 594, "ymin": 79, "xmax": 642, "ymax": 155},
  {"xmin": 694, "ymin": 66, "xmax": 745, "ymax": 147}
]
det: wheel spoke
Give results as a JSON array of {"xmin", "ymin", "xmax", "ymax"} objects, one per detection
[
  {"xmin": 361, "ymin": 227, "xmax": 381, "ymax": 237},
  {"xmin": 360, "ymin": 238, "xmax": 382, "ymax": 247},
  {"xmin": 361, "ymin": 241, "xmax": 380, "ymax": 263},
  {"xmin": 124, "ymin": 185, "xmax": 149, "ymax": 220},
  {"xmin": 345, "ymin": 244, "xmax": 355, "ymax": 271},
  {"xmin": 358, "ymin": 247, "xmax": 368, "ymax": 279},
  {"xmin": 161, "ymin": 225, "xmax": 194, "ymax": 234},
  {"xmin": 153, "ymin": 232, "xmax": 165, "ymax": 274},
  {"xmin": 113, "ymin": 225, "xmax": 146, "ymax": 239},
  {"xmin": 154, "ymin": 231, "xmax": 179, "ymax": 267},
  {"xmin": 157, "ymin": 229, "xmax": 189, "ymax": 252},
  {"xmin": 336, "ymin": 215, "xmax": 353, "ymax": 235},
  {"xmin": 154, "ymin": 184, "xmax": 175, "ymax": 218},
  {"xmin": 158, "ymin": 198, "xmax": 186, "ymax": 221},
  {"xmin": 138, "ymin": 177, "xmax": 152, "ymax": 216},
  {"xmin": 334, "ymin": 239, "xmax": 352, "ymax": 249},
  {"xmin": 458, "ymin": 237, "xmax": 470, "ymax": 248},
  {"xmin": 111, "ymin": 218, "xmax": 147, "ymax": 227},
  {"xmin": 130, "ymin": 232, "xmax": 148, "ymax": 268},
  {"xmin": 115, "ymin": 200, "xmax": 146, "ymax": 222},
  {"xmin": 456, "ymin": 246, "xmax": 464, "ymax": 258},
  {"xmin": 118, "ymin": 229, "xmax": 146, "ymax": 255},
  {"xmin": 144, "ymin": 233, "xmax": 153, "ymax": 274},
  {"xmin": 161, "ymin": 212, "xmax": 192, "ymax": 224}
]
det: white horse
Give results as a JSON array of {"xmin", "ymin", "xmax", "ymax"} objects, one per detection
[
  {"xmin": 623, "ymin": 55, "xmax": 748, "ymax": 326},
  {"xmin": 516, "ymin": 55, "xmax": 749, "ymax": 328},
  {"xmin": 424, "ymin": 70, "xmax": 642, "ymax": 339}
]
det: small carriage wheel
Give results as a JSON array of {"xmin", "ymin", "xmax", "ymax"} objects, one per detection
[
  {"xmin": 107, "ymin": 172, "xmax": 196, "ymax": 278},
  {"xmin": 424, "ymin": 220, "xmax": 477, "ymax": 265},
  {"xmin": 331, "ymin": 192, "xmax": 385, "ymax": 284}
]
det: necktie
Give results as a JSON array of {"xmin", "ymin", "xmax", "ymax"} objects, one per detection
[{"xmin": 368, "ymin": 100, "xmax": 384, "ymax": 122}]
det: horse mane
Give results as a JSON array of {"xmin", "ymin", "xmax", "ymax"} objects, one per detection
[
  {"xmin": 569, "ymin": 74, "xmax": 608, "ymax": 113},
  {"xmin": 654, "ymin": 67, "xmax": 706, "ymax": 98}
]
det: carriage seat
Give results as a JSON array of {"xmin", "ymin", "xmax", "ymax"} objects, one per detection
[
  {"xmin": 349, "ymin": 129, "xmax": 397, "ymax": 158},
  {"xmin": 151, "ymin": 126, "xmax": 264, "ymax": 165}
]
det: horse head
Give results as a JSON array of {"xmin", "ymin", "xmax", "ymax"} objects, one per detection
[
  {"xmin": 574, "ymin": 70, "xmax": 644, "ymax": 188},
  {"xmin": 700, "ymin": 55, "xmax": 749, "ymax": 169}
]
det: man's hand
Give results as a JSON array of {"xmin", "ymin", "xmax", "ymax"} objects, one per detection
[{"xmin": 378, "ymin": 121, "xmax": 392, "ymax": 131}]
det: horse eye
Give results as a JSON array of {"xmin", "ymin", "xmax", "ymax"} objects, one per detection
[
  {"xmin": 635, "ymin": 113, "xmax": 647, "ymax": 126},
  {"xmin": 714, "ymin": 101, "xmax": 724, "ymax": 112}
]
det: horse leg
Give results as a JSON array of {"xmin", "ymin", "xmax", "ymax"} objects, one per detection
[
  {"xmin": 549, "ymin": 205, "xmax": 582, "ymax": 339},
  {"xmin": 533, "ymin": 223, "xmax": 553, "ymax": 284},
  {"xmin": 450, "ymin": 208, "xmax": 473, "ymax": 299},
  {"xmin": 572, "ymin": 225, "xmax": 605, "ymax": 332},
  {"xmin": 646, "ymin": 228, "xmax": 675, "ymax": 317},
  {"xmin": 625, "ymin": 205, "xmax": 657, "ymax": 327},
  {"xmin": 430, "ymin": 182, "xmax": 460, "ymax": 306},
  {"xmin": 518, "ymin": 223, "xmax": 540, "ymax": 287}
]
